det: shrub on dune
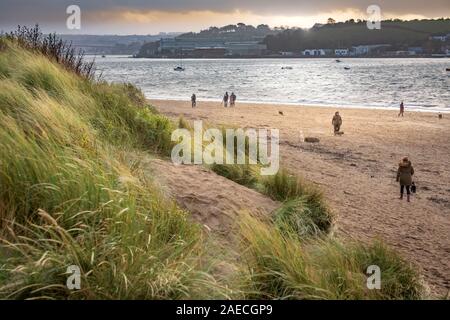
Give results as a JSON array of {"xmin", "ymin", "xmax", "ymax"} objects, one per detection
[
  {"xmin": 178, "ymin": 116, "xmax": 192, "ymax": 130},
  {"xmin": 239, "ymin": 215, "xmax": 424, "ymax": 300},
  {"xmin": 273, "ymin": 198, "xmax": 323, "ymax": 238},
  {"xmin": 210, "ymin": 164, "xmax": 258, "ymax": 188},
  {"xmin": 262, "ymin": 169, "xmax": 333, "ymax": 236}
]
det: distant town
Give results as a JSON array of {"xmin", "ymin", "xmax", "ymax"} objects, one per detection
[
  {"xmin": 58, "ymin": 33, "xmax": 182, "ymax": 55},
  {"xmin": 60, "ymin": 19, "xmax": 450, "ymax": 58}
]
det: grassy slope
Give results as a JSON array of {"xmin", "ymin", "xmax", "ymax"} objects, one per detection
[
  {"xmin": 0, "ymin": 38, "xmax": 426, "ymax": 299},
  {"xmin": 0, "ymin": 40, "xmax": 227, "ymax": 299},
  {"xmin": 308, "ymin": 20, "xmax": 450, "ymax": 46},
  {"xmin": 264, "ymin": 19, "xmax": 450, "ymax": 51}
]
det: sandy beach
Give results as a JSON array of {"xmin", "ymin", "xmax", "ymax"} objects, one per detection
[{"xmin": 151, "ymin": 99, "xmax": 450, "ymax": 296}]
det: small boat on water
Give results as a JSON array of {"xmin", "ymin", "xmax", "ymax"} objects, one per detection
[
  {"xmin": 101, "ymin": 55, "xmax": 106, "ymax": 58},
  {"xmin": 344, "ymin": 67, "xmax": 351, "ymax": 70},
  {"xmin": 174, "ymin": 49, "xmax": 185, "ymax": 71},
  {"xmin": 281, "ymin": 66, "xmax": 293, "ymax": 70},
  {"xmin": 446, "ymin": 68, "xmax": 450, "ymax": 72},
  {"xmin": 336, "ymin": 59, "xmax": 342, "ymax": 63}
]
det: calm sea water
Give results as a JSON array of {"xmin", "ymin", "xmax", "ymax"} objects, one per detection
[{"xmin": 94, "ymin": 56, "xmax": 450, "ymax": 112}]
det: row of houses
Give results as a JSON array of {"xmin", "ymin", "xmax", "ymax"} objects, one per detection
[
  {"xmin": 141, "ymin": 37, "xmax": 450, "ymax": 58},
  {"xmin": 299, "ymin": 44, "xmax": 391, "ymax": 57},
  {"xmin": 429, "ymin": 33, "xmax": 450, "ymax": 42},
  {"xmin": 298, "ymin": 43, "xmax": 450, "ymax": 57}
]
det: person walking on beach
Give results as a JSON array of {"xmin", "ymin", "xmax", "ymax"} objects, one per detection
[
  {"xmin": 191, "ymin": 93, "xmax": 197, "ymax": 108},
  {"xmin": 332, "ymin": 112, "xmax": 343, "ymax": 135},
  {"xmin": 223, "ymin": 92, "xmax": 229, "ymax": 108},
  {"xmin": 398, "ymin": 101, "xmax": 405, "ymax": 117},
  {"xmin": 230, "ymin": 92, "xmax": 236, "ymax": 107},
  {"xmin": 396, "ymin": 157, "xmax": 415, "ymax": 202}
]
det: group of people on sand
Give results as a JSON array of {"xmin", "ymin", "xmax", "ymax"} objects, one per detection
[
  {"xmin": 190, "ymin": 92, "xmax": 237, "ymax": 108},
  {"xmin": 331, "ymin": 102, "xmax": 416, "ymax": 202},
  {"xmin": 191, "ymin": 96, "xmax": 418, "ymax": 202},
  {"xmin": 223, "ymin": 92, "xmax": 237, "ymax": 108}
]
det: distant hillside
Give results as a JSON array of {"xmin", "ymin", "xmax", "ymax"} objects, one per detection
[
  {"xmin": 264, "ymin": 19, "xmax": 450, "ymax": 52},
  {"xmin": 137, "ymin": 23, "xmax": 278, "ymax": 58},
  {"xmin": 178, "ymin": 23, "xmax": 277, "ymax": 41}
]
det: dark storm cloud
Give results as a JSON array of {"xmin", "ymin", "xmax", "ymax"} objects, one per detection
[{"xmin": 0, "ymin": 0, "xmax": 449, "ymax": 31}]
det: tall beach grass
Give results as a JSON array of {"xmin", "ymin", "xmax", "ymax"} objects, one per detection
[
  {"xmin": 0, "ymin": 37, "xmax": 228, "ymax": 299},
  {"xmin": 239, "ymin": 215, "xmax": 424, "ymax": 300}
]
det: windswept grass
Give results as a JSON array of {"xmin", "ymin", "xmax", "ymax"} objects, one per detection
[
  {"xmin": 239, "ymin": 215, "xmax": 424, "ymax": 300},
  {"xmin": 178, "ymin": 116, "xmax": 192, "ymax": 130},
  {"xmin": 210, "ymin": 164, "xmax": 259, "ymax": 188},
  {"xmin": 262, "ymin": 169, "xmax": 333, "ymax": 236},
  {"xmin": 4, "ymin": 25, "xmax": 95, "ymax": 79},
  {"xmin": 209, "ymin": 127, "xmax": 260, "ymax": 189},
  {"xmin": 211, "ymin": 161, "xmax": 333, "ymax": 237},
  {"xmin": 0, "ymin": 38, "xmax": 227, "ymax": 299}
]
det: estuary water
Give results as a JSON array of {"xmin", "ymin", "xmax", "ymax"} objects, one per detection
[{"xmin": 94, "ymin": 56, "xmax": 450, "ymax": 112}]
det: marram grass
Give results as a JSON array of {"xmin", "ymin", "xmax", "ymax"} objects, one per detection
[
  {"xmin": 0, "ymin": 39, "xmax": 228, "ymax": 299},
  {"xmin": 239, "ymin": 214, "xmax": 424, "ymax": 300}
]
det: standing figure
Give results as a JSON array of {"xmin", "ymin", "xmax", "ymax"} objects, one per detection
[
  {"xmin": 230, "ymin": 92, "xmax": 236, "ymax": 107},
  {"xmin": 332, "ymin": 112, "xmax": 343, "ymax": 135},
  {"xmin": 396, "ymin": 157, "xmax": 415, "ymax": 202},
  {"xmin": 223, "ymin": 92, "xmax": 229, "ymax": 108},
  {"xmin": 398, "ymin": 101, "xmax": 405, "ymax": 117},
  {"xmin": 191, "ymin": 93, "xmax": 197, "ymax": 108}
]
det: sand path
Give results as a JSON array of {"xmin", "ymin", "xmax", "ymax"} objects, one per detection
[{"xmin": 151, "ymin": 99, "xmax": 450, "ymax": 296}]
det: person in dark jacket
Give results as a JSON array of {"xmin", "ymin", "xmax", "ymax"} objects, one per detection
[
  {"xmin": 398, "ymin": 101, "xmax": 405, "ymax": 117},
  {"xmin": 191, "ymin": 93, "xmax": 197, "ymax": 108},
  {"xmin": 230, "ymin": 92, "xmax": 236, "ymax": 107},
  {"xmin": 396, "ymin": 157, "xmax": 415, "ymax": 202},
  {"xmin": 223, "ymin": 92, "xmax": 229, "ymax": 108},
  {"xmin": 332, "ymin": 112, "xmax": 343, "ymax": 135}
]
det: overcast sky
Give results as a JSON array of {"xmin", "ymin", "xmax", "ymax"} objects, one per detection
[{"xmin": 1, "ymin": 0, "xmax": 449, "ymax": 34}]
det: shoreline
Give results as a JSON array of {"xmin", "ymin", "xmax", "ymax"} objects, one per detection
[
  {"xmin": 148, "ymin": 98, "xmax": 450, "ymax": 114},
  {"xmin": 131, "ymin": 56, "xmax": 450, "ymax": 59}
]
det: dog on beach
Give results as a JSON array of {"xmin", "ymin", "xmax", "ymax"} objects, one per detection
[{"xmin": 279, "ymin": 111, "xmax": 284, "ymax": 116}]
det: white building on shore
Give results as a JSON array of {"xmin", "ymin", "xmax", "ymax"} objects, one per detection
[
  {"xmin": 334, "ymin": 49, "xmax": 349, "ymax": 56},
  {"xmin": 302, "ymin": 49, "xmax": 327, "ymax": 56}
]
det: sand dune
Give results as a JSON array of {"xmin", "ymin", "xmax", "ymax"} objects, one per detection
[
  {"xmin": 150, "ymin": 99, "xmax": 450, "ymax": 296},
  {"xmin": 147, "ymin": 158, "xmax": 279, "ymax": 239}
]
